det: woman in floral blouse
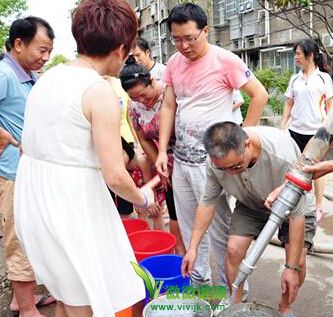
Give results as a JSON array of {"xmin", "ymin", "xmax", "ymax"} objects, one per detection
[{"xmin": 120, "ymin": 56, "xmax": 185, "ymax": 255}]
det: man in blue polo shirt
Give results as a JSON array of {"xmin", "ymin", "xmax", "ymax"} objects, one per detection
[{"xmin": 0, "ymin": 17, "xmax": 54, "ymax": 317}]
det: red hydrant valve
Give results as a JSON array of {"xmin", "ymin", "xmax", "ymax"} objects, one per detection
[{"xmin": 285, "ymin": 172, "xmax": 312, "ymax": 191}]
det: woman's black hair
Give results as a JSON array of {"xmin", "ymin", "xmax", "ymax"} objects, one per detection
[
  {"xmin": 320, "ymin": 50, "xmax": 333, "ymax": 77},
  {"xmin": 294, "ymin": 38, "xmax": 328, "ymax": 73},
  {"xmin": 136, "ymin": 38, "xmax": 150, "ymax": 52},
  {"xmin": 119, "ymin": 55, "xmax": 152, "ymax": 91}
]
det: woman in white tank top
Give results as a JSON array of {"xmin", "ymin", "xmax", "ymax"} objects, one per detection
[{"xmin": 14, "ymin": 1, "xmax": 156, "ymax": 316}]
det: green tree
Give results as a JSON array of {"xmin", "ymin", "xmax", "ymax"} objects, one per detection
[
  {"xmin": 273, "ymin": 0, "xmax": 310, "ymax": 7},
  {"xmin": 44, "ymin": 54, "xmax": 69, "ymax": 71},
  {"xmin": 0, "ymin": 0, "xmax": 27, "ymax": 49},
  {"xmin": 241, "ymin": 69, "xmax": 292, "ymax": 117}
]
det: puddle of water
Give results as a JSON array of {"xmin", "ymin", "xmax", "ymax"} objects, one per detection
[{"xmin": 217, "ymin": 302, "xmax": 280, "ymax": 317}]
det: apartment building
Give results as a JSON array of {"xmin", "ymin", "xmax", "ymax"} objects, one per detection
[
  {"xmin": 132, "ymin": 0, "xmax": 333, "ymax": 72},
  {"xmin": 130, "ymin": 0, "xmax": 176, "ymax": 63}
]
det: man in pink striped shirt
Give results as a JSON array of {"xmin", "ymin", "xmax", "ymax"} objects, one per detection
[{"xmin": 156, "ymin": 2, "xmax": 268, "ymax": 289}]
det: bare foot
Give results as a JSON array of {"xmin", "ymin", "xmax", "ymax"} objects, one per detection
[
  {"xmin": 278, "ymin": 302, "xmax": 295, "ymax": 316},
  {"xmin": 19, "ymin": 307, "xmax": 47, "ymax": 317}
]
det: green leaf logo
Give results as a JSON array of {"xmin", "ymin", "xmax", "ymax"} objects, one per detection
[{"xmin": 131, "ymin": 261, "xmax": 164, "ymax": 299}]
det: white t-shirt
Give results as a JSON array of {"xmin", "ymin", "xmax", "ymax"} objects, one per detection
[
  {"xmin": 232, "ymin": 89, "xmax": 244, "ymax": 125},
  {"xmin": 285, "ymin": 68, "xmax": 333, "ymax": 134},
  {"xmin": 164, "ymin": 45, "xmax": 252, "ymax": 164},
  {"xmin": 150, "ymin": 62, "xmax": 166, "ymax": 82}
]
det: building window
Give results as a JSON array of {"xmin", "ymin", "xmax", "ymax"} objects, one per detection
[
  {"xmin": 225, "ymin": 0, "xmax": 237, "ymax": 18},
  {"xmin": 232, "ymin": 39, "xmax": 240, "ymax": 50},
  {"xmin": 246, "ymin": 36, "xmax": 255, "ymax": 47},
  {"xmin": 160, "ymin": 21, "xmax": 167, "ymax": 36},
  {"xmin": 146, "ymin": 24, "xmax": 157, "ymax": 39},
  {"xmin": 213, "ymin": 0, "xmax": 226, "ymax": 26},
  {"xmin": 279, "ymin": 49, "xmax": 296, "ymax": 72},
  {"xmin": 261, "ymin": 49, "xmax": 282, "ymax": 69},
  {"xmin": 238, "ymin": 0, "xmax": 254, "ymax": 13},
  {"xmin": 238, "ymin": 0, "xmax": 247, "ymax": 10}
]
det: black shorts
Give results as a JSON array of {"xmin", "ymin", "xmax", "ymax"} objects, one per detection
[
  {"xmin": 289, "ymin": 130, "xmax": 313, "ymax": 152},
  {"xmin": 121, "ymin": 137, "xmax": 135, "ymax": 162},
  {"xmin": 109, "ymin": 188, "xmax": 133, "ymax": 215},
  {"xmin": 107, "ymin": 137, "xmax": 135, "ymax": 215},
  {"xmin": 165, "ymin": 185, "xmax": 177, "ymax": 221}
]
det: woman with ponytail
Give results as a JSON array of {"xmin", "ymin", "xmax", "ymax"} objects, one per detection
[
  {"xmin": 281, "ymin": 38, "xmax": 333, "ymax": 224},
  {"xmin": 120, "ymin": 56, "xmax": 185, "ymax": 255}
]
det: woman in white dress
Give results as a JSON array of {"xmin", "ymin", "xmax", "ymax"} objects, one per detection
[{"xmin": 14, "ymin": 1, "xmax": 155, "ymax": 317}]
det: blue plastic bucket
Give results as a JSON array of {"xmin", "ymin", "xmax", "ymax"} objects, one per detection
[{"xmin": 139, "ymin": 254, "xmax": 191, "ymax": 297}]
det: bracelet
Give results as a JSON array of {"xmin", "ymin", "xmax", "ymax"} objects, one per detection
[
  {"xmin": 284, "ymin": 263, "xmax": 301, "ymax": 273},
  {"xmin": 134, "ymin": 192, "xmax": 148, "ymax": 209}
]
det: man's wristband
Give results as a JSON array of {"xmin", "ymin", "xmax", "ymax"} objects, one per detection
[
  {"xmin": 134, "ymin": 192, "xmax": 148, "ymax": 209},
  {"xmin": 284, "ymin": 263, "xmax": 301, "ymax": 273}
]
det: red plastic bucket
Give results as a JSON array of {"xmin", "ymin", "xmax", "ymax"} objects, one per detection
[
  {"xmin": 115, "ymin": 306, "xmax": 132, "ymax": 317},
  {"xmin": 122, "ymin": 218, "xmax": 149, "ymax": 235},
  {"xmin": 128, "ymin": 230, "xmax": 176, "ymax": 262}
]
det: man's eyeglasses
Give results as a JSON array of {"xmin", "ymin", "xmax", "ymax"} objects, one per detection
[
  {"xmin": 170, "ymin": 29, "xmax": 203, "ymax": 46},
  {"xmin": 211, "ymin": 152, "xmax": 245, "ymax": 171}
]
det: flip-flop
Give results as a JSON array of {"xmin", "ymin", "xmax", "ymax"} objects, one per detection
[
  {"xmin": 10, "ymin": 294, "xmax": 55, "ymax": 317},
  {"xmin": 11, "ymin": 311, "xmax": 19, "ymax": 317},
  {"xmin": 35, "ymin": 294, "xmax": 56, "ymax": 307}
]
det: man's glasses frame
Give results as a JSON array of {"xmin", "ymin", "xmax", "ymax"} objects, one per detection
[
  {"xmin": 170, "ymin": 29, "xmax": 203, "ymax": 46},
  {"xmin": 211, "ymin": 152, "xmax": 246, "ymax": 171}
]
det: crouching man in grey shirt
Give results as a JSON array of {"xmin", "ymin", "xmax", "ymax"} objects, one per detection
[{"xmin": 182, "ymin": 122, "xmax": 315, "ymax": 317}]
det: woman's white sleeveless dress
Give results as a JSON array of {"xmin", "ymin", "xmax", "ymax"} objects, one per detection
[{"xmin": 14, "ymin": 64, "xmax": 145, "ymax": 317}]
